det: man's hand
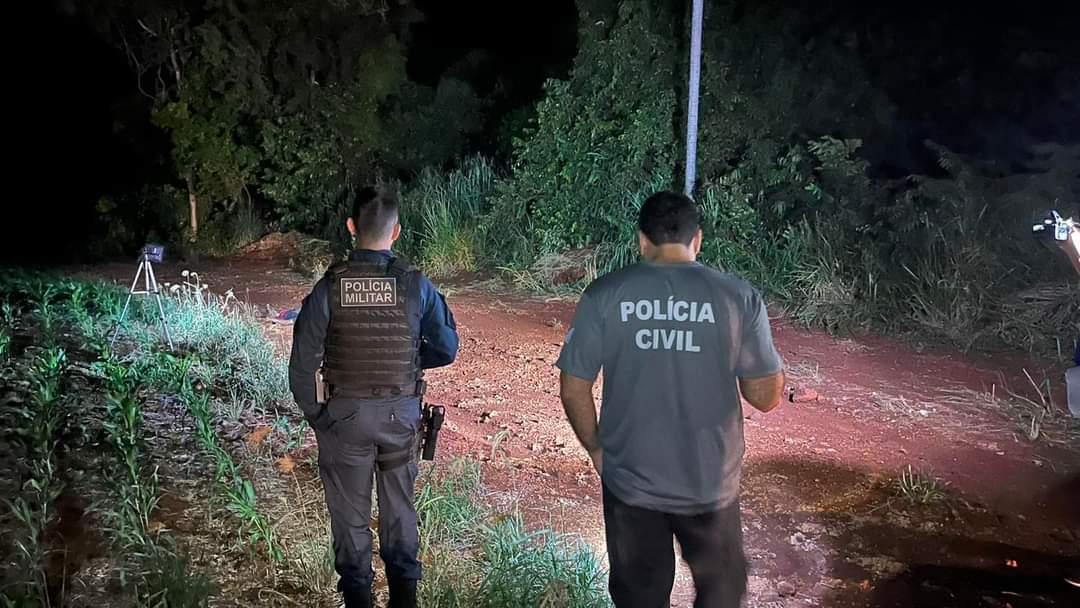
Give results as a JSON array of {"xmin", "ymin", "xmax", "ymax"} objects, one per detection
[
  {"xmin": 560, "ymin": 372, "xmax": 602, "ymax": 476},
  {"xmin": 588, "ymin": 448, "xmax": 603, "ymax": 476},
  {"xmin": 304, "ymin": 404, "xmax": 333, "ymax": 431}
]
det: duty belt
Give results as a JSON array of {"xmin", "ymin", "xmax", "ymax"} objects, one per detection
[{"xmin": 329, "ymin": 380, "xmax": 427, "ymax": 400}]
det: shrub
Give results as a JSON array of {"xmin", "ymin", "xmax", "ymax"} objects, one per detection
[
  {"xmin": 485, "ymin": 1, "xmax": 678, "ymax": 268},
  {"xmin": 400, "ymin": 156, "xmax": 497, "ymax": 277}
]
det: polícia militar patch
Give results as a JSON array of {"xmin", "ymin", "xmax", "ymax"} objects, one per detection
[{"xmin": 340, "ymin": 277, "xmax": 397, "ymax": 307}]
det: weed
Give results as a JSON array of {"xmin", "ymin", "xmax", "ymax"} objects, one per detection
[
  {"xmin": 179, "ymin": 384, "xmax": 281, "ymax": 560},
  {"xmin": 416, "ymin": 460, "xmax": 486, "ymax": 553},
  {"xmin": 141, "ymin": 543, "xmax": 217, "ymax": 608},
  {"xmin": 120, "ymin": 273, "xmax": 289, "ymax": 407},
  {"xmin": 870, "ymin": 393, "xmax": 933, "ymax": 417},
  {"xmin": 273, "ymin": 416, "xmax": 309, "ymax": 452},
  {"xmin": 290, "ymin": 521, "xmax": 336, "ymax": 594},
  {"xmin": 896, "ymin": 466, "xmax": 947, "ymax": 505},
  {"xmin": 415, "ymin": 460, "xmax": 611, "ymax": 608},
  {"xmin": 475, "ymin": 514, "xmax": 609, "ymax": 608}
]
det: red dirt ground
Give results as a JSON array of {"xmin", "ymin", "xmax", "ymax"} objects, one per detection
[{"xmin": 75, "ymin": 257, "xmax": 1080, "ymax": 607}]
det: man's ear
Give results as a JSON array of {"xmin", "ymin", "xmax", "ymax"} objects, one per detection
[
  {"xmin": 691, "ymin": 229, "xmax": 703, "ymax": 256},
  {"xmin": 391, "ymin": 222, "xmax": 402, "ymax": 243},
  {"xmin": 638, "ymin": 231, "xmax": 651, "ymax": 256},
  {"xmin": 346, "ymin": 217, "xmax": 357, "ymax": 237}
]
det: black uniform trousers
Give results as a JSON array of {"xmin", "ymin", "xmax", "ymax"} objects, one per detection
[
  {"xmin": 602, "ymin": 486, "xmax": 747, "ymax": 608},
  {"xmin": 314, "ymin": 395, "xmax": 423, "ymax": 594}
]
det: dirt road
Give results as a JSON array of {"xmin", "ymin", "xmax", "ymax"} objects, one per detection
[{"xmin": 81, "ymin": 258, "xmax": 1080, "ymax": 607}]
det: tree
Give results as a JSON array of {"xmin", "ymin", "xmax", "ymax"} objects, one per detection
[{"xmin": 487, "ymin": 0, "xmax": 680, "ymax": 266}]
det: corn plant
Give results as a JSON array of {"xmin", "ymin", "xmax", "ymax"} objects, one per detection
[
  {"xmin": 99, "ymin": 353, "xmax": 160, "ymax": 551},
  {"xmin": 0, "ymin": 327, "xmax": 11, "ymax": 360},
  {"xmin": 179, "ymin": 383, "xmax": 281, "ymax": 560},
  {"xmin": 63, "ymin": 282, "xmax": 109, "ymax": 350},
  {"xmin": 2, "ymin": 300, "xmax": 19, "ymax": 327},
  {"xmin": 31, "ymin": 283, "xmax": 59, "ymax": 344},
  {"xmin": 4, "ymin": 347, "xmax": 68, "ymax": 604}
]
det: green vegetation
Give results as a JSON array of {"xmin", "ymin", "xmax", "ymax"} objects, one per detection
[
  {"xmin": 399, "ymin": 156, "xmax": 497, "ymax": 278},
  {"xmin": 896, "ymin": 466, "xmax": 948, "ymax": 505},
  {"xmin": 4, "ymin": 347, "xmax": 67, "ymax": 604},
  {"xmin": 69, "ymin": 0, "xmax": 1077, "ymax": 357},
  {"xmin": 416, "ymin": 460, "xmax": 610, "ymax": 608},
  {"xmin": 1, "ymin": 272, "xmax": 613, "ymax": 605}
]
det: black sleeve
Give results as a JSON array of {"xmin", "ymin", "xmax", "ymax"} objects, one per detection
[
  {"xmin": 288, "ymin": 277, "xmax": 330, "ymax": 418},
  {"xmin": 418, "ymin": 275, "xmax": 460, "ymax": 369}
]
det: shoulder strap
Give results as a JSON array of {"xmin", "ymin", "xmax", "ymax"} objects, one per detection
[
  {"xmin": 387, "ymin": 254, "xmax": 418, "ymax": 277},
  {"xmin": 327, "ymin": 260, "xmax": 351, "ymax": 277}
]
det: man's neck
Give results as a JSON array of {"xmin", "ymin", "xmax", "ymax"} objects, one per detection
[
  {"xmin": 355, "ymin": 241, "xmax": 393, "ymax": 252},
  {"xmin": 644, "ymin": 245, "xmax": 697, "ymax": 264}
]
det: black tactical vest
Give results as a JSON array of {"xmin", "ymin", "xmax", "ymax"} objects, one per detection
[{"xmin": 323, "ymin": 255, "xmax": 423, "ymax": 397}]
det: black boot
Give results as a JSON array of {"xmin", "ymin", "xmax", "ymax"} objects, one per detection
[
  {"xmin": 342, "ymin": 587, "xmax": 373, "ymax": 608},
  {"xmin": 387, "ymin": 578, "xmax": 417, "ymax": 608}
]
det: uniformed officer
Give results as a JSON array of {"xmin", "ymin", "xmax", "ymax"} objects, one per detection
[
  {"xmin": 288, "ymin": 186, "xmax": 459, "ymax": 608},
  {"xmin": 557, "ymin": 191, "xmax": 786, "ymax": 608}
]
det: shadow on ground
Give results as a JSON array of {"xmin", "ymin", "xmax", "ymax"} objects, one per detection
[{"xmin": 740, "ymin": 458, "xmax": 1080, "ymax": 607}]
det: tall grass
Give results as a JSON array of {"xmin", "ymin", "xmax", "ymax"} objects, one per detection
[
  {"xmin": 416, "ymin": 460, "xmax": 611, "ymax": 608},
  {"xmin": 401, "ymin": 156, "xmax": 498, "ymax": 277}
]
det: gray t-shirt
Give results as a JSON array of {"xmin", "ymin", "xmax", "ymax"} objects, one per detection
[{"xmin": 557, "ymin": 261, "xmax": 783, "ymax": 514}]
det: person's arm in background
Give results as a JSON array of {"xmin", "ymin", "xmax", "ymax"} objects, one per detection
[
  {"xmin": 556, "ymin": 292, "xmax": 605, "ymax": 474},
  {"xmin": 289, "ymin": 278, "xmax": 331, "ymax": 427},
  {"xmin": 735, "ymin": 289, "xmax": 785, "ymax": 412},
  {"xmin": 418, "ymin": 276, "xmax": 459, "ymax": 369},
  {"xmin": 1058, "ymin": 224, "xmax": 1080, "ymax": 275}
]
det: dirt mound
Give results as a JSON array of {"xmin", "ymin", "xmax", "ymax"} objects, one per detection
[
  {"xmin": 239, "ymin": 232, "xmax": 302, "ymax": 260},
  {"xmin": 530, "ymin": 248, "xmax": 596, "ymax": 287},
  {"xmin": 239, "ymin": 232, "xmax": 339, "ymax": 279}
]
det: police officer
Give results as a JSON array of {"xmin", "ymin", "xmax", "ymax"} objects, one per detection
[
  {"xmin": 556, "ymin": 191, "xmax": 785, "ymax": 607},
  {"xmin": 289, "ymin": 186, "xmax": 459, "ymax": 608}
]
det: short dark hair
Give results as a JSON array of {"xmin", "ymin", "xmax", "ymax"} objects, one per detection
[
  {"xmin": 638, "ymin": 191, "xmax": 700, "ymax": 245},
  {"xmin": 352, "ymin": 186, "xmax": 399, "ymax": 241}
]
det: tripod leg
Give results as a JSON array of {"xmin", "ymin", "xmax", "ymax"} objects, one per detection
[
  {"xmin": 110, "ymin": 260, "xmax": 145, "ymax": 348},
  {"xmin": 146, "ymin": 262, "xmax": 175, "ymax": 351}
]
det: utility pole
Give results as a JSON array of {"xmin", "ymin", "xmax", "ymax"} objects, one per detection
[{"xmin": 683, "ymin": 0, "xmax": 704, "ymax": 197}]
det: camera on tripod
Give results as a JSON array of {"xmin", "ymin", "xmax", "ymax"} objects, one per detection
[
  {"xmin": 1032, "ymin": 210, "xmax": 1075, "ymax": 242},
  {"xmin": 140, "ymin": 243, "xmax": 166, "ymax": 263}
]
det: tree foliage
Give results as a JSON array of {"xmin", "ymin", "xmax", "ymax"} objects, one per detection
[
  {"xmin": 79, "ymin": 0, "xmax": 482, "ymax": 248},
  {"xmin": 485, "ymin": 1, "xmax": 679, "ymax": 266}
]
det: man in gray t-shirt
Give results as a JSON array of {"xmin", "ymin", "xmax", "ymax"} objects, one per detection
[{"xmin": 557, "ymin": 191, "xmax": 785, "ymax": 608}]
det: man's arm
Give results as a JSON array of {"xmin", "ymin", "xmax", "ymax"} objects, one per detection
[
  {"xmin": 560, "ymin": 373, "xmax": 603, "ymax": 473},
  {"xmin": 555, "ymin": 292, "xmax": 605, "ymax": 474},
  {"xmin": 735, "ymin": 288, "xmax": 785, "ymax": 413},
  {"xmin": 739, "ymin": 372, "xmax": 785, "ymax": 412},
  {"xmin": 288, "ymin": 278, "xmax": 330, "ymax": 421},
  {"xmin": 418, "ymin": 276, "xmax": 459, "ymax": 369}
]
